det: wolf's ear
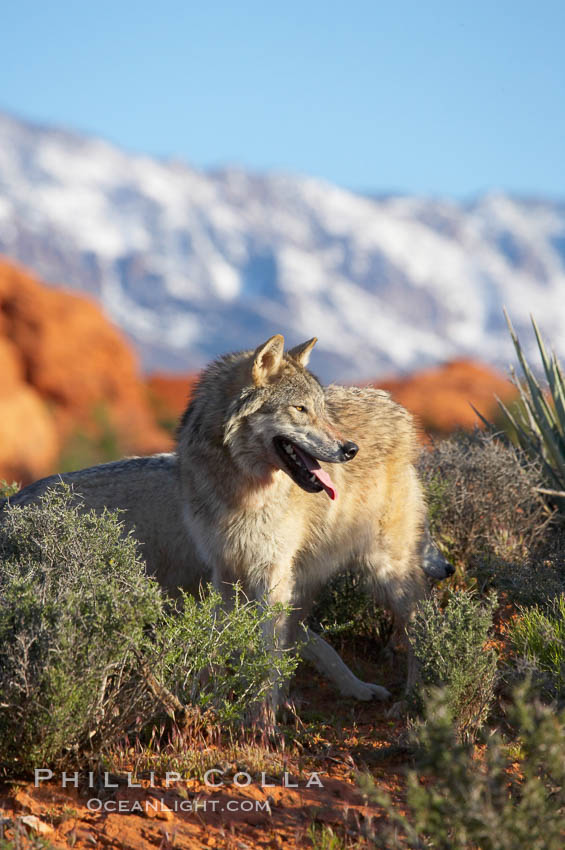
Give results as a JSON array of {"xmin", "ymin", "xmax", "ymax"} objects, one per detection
[
  {"xmin": 288, "ymin": 337, "xmax": 317, "ymax": 368},
  {"xmin": 252, "ymin": 335, "xmax": 285, "ymax": 385}
]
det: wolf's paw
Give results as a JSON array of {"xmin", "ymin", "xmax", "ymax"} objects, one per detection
[{"xmin": 344, "ymin": 681, "xmax": 391, "ymax": 701}]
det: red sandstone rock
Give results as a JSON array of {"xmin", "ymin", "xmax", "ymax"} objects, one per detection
[
  {"xmin": 0, "ymin": 256, "xmax": 518, "ymax": 486},
  {"xmin": 0, "ymin": 258, "xmax": 170, "ymax": 484},
  {"xmin": 146, "ymin": 358, "xmax": 517, "ymax": 440},
  {"xmin": 0, "ymin": 383, "xmax": 59, "ymax": 485},
  {"xmin": 145, "ymin": 372, "xmax": 199, "ymax": 426},
  {"xmin": 376, "ymin": 358, "xmax": 517, "ymax": 434}
]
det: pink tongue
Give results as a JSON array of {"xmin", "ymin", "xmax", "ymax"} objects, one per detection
[{"xmin": 292, "ymin": 445, "xmax": 337, "ymax": 501}]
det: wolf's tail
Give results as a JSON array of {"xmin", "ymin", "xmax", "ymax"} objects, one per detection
[{"xmin": 421, "ymin": 524, "xmax": 455, "ymax": 580}]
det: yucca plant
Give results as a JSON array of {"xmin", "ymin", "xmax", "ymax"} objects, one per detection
[{"xmin": 498, "ymin": 310, "xmax": 565, "ymax": 515}]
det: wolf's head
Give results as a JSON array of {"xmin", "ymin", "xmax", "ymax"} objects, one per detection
[{"xmin": 223, "ymin": 335, "xmax": 358, "ymax": 499}]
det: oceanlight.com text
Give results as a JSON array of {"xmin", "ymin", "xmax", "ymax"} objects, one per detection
[{"xmin": 86, "ymin": 797, "xmax": 272, "ymax": 814}]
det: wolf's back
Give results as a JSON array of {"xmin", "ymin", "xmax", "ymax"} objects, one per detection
[
  {"xmin": 325, "ymin": 384, "xmax": 420, "ymax": 466},
  {"xmin": 0, "ymin": 453, "xmax": 207, "ymax": 594}
]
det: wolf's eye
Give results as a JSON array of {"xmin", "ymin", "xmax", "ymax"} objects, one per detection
[{"xmin": 294, "ymin": 405, "xmax": 307, "ymax": 413}]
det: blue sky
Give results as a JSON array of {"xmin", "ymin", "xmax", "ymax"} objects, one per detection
[{"xmin": 2, "ymin": 1, "xmax": 564, "ymax": 197}]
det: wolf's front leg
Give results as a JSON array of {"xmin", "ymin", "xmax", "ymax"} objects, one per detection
[
  {"xmin": 285, "ymin": 604, "xmax": 391, "ymax": 701},
  {"xmin": 300, "ymin": 627, "xmax": 391, "ymax": 701},
  {"xmin": 213, "ymin": 561, "xmax": 293, "ymax": 726},
  {"xmin": 247, "ymin": 561, "xmax": 296, "ymax": 726}
]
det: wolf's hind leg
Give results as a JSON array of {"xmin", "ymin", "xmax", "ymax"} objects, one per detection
[{"xmin": 300, "ymin": 627, "xmax": 390, "ymax": 701}]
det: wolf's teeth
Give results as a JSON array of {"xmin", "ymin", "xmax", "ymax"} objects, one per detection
[
  {"xmin": 281, "ymin": 440, "xmax": 303, "ymax": 465},
  {"xmin": 310, "ymin": 474, "xmax": 316, "ymax": 483}
]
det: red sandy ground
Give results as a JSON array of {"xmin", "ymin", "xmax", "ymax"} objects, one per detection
[{"xmin": 0, "ymin": 655, "xmax": 410, "ymax": 849}]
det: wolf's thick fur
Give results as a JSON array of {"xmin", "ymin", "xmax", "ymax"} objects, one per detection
[{"xmin": 2, "ymin": 336, "xmax": 450, "ymax": 703}]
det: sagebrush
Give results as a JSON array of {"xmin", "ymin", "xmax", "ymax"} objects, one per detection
[
  {"xmin": 0, "ymin": 485, "xmax": 164, "ymax": 770},
  {"xmin": 408, "ymin": 589, "xmax": 498, "ymax": 740},
  {"xmin": 419, "ymin": 429, "xmax": 548, "ymax": 564},
  {"xmin": 359, "ymin": 683, "xmax": 565, "ymax": 850},
  {"xmin": 309, "ymin": 569, "xmax": 393, "ymax": 653},
  {"xmin": 0, "ymin": 486, "xmax": 298, "ymax": 771},
  {"xmin": 156, "ymin": 585, "xmax": 299, "ymax": 723},
  {"xmin": 0, "ymin": 480, "xmax": 20, "ymax": 500}
]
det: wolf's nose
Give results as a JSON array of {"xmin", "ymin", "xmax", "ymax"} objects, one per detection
[{"xmin": 341, "ymin": 441, "xmax": 359, "ymax": 461}]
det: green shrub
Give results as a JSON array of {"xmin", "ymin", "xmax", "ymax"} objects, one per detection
[
  {"xmin": 0, "ymin": 480, "xmax": 20, "ymax": 500},
  {"xmin": 419, "ymin": 429, "xmax": 548, "ymax": 565},
  {"xmin": 510, "ymin": 595, "xmax": 565, "ymax": 701},
  {"xmin": 0, "ymin": 485, "xmax": 164, "ymax": 770},
  {"xmin": 0, "ymin": 485, "xmax": 299, "ymax": 771},
  {"xmin": 480, "ymin": 554, "xmax": 564, "ymax": 609},
  {"xmin": 359, "ymin": 684, "xmax": 565, "ymax": 850},
  {"xmin": 309, "ymin": 569, "xmax": 392, "ymax": 652},
  {"xmin": 155, "ymin": 585, "xmax": 299, "ymax": 723},
  {"xmin": 408, "ymin": 590, "xmax": 498, "ymax": 740},
  {"xmin": 498, "ymin": 312, "xmax": 565, "ymax": 516}
]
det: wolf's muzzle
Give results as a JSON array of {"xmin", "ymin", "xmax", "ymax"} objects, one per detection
[{"xmin": 341, "ymin": 441, "xmax": 359, "ymax": 461}]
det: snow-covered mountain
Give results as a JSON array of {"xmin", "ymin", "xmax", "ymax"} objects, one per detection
[{"xmin": 1, "ymin": 110, "xmax": 564, "ymax": 381}]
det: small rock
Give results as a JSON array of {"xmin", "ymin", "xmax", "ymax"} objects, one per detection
[{"xmin": 20, "ymin": 815, "xmax": 54, "ymax": 835}]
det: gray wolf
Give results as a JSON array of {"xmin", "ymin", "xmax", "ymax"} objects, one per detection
[{"xmin": 1, "ymin": 335, "xmax": 453, "ymax": 704}]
